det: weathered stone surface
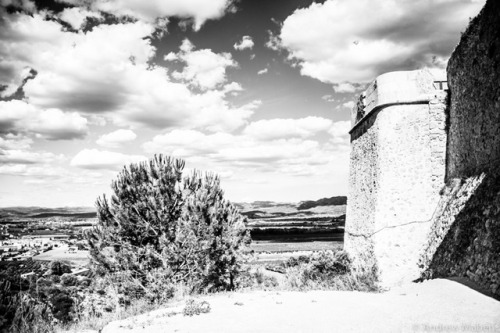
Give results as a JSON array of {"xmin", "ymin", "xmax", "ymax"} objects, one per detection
[
  {"xmin": 419, "ymin": 0, "xmax": 500, "ymax": 298},
  {"xmin": 345, "ymin": 69, "xmax": 448, "ymax": 287},
  {"xmin": 446, "ymin": 0, "xmax": 500, "ymax": 178},
  {"xmin": 420, "ymin": 173, "xmax": 500, "ymax": 298}
]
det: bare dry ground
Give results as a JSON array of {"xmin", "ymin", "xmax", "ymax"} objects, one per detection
[{"xmin": 101, "ymin": 279, "xmax": 500, "ymax": 333}]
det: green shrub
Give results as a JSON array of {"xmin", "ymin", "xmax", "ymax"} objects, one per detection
[
  {"xmin": 302, "ymin": 250, "xmax": 351, "ymax": 280},
  {"xmin": 182, "ymin": 299, "xmax": 211, "ymax": 316},
  {"xmin": 282, "ymin": 250, "xmax": 379, "ymax": 291},
  {"xmin": 1, "ymin": 265, "xmax": 84, "ymax": 331},
  {"xmin": 0, "ymin": 280, "xmax": 19, "ymax": 332},
  {"xmin": 262, "ymin": 275, "xmax": 278, "ymax": 288},
  {"xmin": 86, "ymin": 155, "xmax": 250, "ymax": 294},
  {"xmin": 79, "ymin": 278, "xmax": 91, "ymax": 288},
  {"xmin": 234, "ymin": 267, "xmax": 279, "ymax": 290},
  {"xmin": 36, "ymin": 278, "xmax": 53, "ymax": 289},
  {"xmin": 49, "ymin": 261, "xmax": 72, "ymax": 276},
  {"xmin": 61, "ymin": 274, "xmax": 78, "ymax": 287},
  {"xmin": 284, "ymin": 255, "xmax": 311, "ymax": 268},
  {"xmin": 0, "ymin": 269, "xmax": 50, "ymax": 332},
  {"xmin": 10, "ymin": 292, "xmax": 54, "ymax": 333},
  {"xmin": 50, "ymin": 292, "xmax": 74, "ymax": 323}
]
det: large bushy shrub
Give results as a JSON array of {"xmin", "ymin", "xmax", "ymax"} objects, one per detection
[{"xmin": 86, "ymin": 155, "xmax": 250, "ymax": 293}]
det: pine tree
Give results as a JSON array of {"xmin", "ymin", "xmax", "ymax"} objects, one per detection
[{"xmin": 86, "ymin": 155, "xmax": 250, "ymax": 292}]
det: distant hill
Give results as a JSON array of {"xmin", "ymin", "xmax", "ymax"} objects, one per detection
[
  {"xmin": 0, "ymin": 207, "xmax": 96, "ymax": 219},
  {"xmin": 28, "ymin": 212, "xmax": 97, "ymax": 219},
  {"xmin": 297, "ymin": 196, "xmax": 347, "ymax": 210},
  {"xmin": 234, "ymin": 197, "xmax": 346, "ymax": 219},
  {"xmin": 0, "ymin": 198, "xmax": 347, "ymax": 220},
  {"xmin": 249, "ymin": 201, "xmax": 277, "ymax": 208}
]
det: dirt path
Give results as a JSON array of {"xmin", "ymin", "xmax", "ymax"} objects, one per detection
[{"xmin": 102, "ymin": 279, "xmax": 500, "ymax": 333}]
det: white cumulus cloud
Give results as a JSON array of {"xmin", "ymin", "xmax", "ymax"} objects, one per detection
[
  {"xmin": 328, "ymin": 120, "xmax": 350, "ymax": 144},
  {"xmin": 0, "ymin": 134, "xmax": 32, "ymax": 150},
  {"xmin": 322, "ymin": 95, "xmax": 335, "ymax": 103},
  {"xmin": 0, "ymin": 100, "xmax": 88, "ymax": 140},
  {"xmin": 0, "ymin": 164, "xmax": 67, "ymax": 177},
  {"xmin": 243, "ymin": 117, "xmax": 332, "ymax": 140},
  {"xmin": 164, "ymin": 52, "xmax": 178, "ymax": 61},
  {"xmin": 71, "ymin": 149, "xmax": 146, "ymax": 170},
  {"xmin": 96, "ymin": 129, "xmax": 137, "ymax": 148},
  {"xmin": 279, "ymin": 0, "xmax": 484, "ymax": 84},
  {"xmin": 342, "ymin": 101, "xmax": 355, "ymax": 109},
  {"xmin": 143, "ymin": 129, "xmax": 322, "ymax": 167},
  {"xmin": 0, "ymin": 149, "xmax": 61, "ymax": 165},
  {"xmin": 257, "ymin": 68, "xmax": 268, "ymax": 75},
  {"xmin": 59, "ymin": 7, "xmax": 102, "ymax": 30},
  {"xmin": 142, "ymin": 117, "xmax": 348, "ymax": 178},
  {"xmin": 171, "ymin": 39, "xmax": 237, "ymax": 90},
  {"xmin": 265, "ymin": 30, "xmax": 281, "ymax": 51},
  {"xmin": 234, "ymin": 36, "xmax": 254, "ymax": 50},
  {"xmin": 0, "ymin": 14, "xmax": 256, "ymax": 132},
  {"xmin": 333, "ymin": 83, "xmax": 357, "ymax": 93},
  {"xmin": 58, "ymin": 0, "xmax": 234, "ymax": 31}
]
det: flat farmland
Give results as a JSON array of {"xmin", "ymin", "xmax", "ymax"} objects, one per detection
[
  {"xmin": 241, "ymin": 202, "xmax": 346, "ymax": 264},
  {"xmin": 33, "ymin": 245, "xmax": 90, "ymax": 266},
  {"xmin": 249, "ymin": 241, "xmax": 343, "ymax": 265},
  {"xmin": 250, "ymin": 240, "xmax": 343, "ymax": 253}
]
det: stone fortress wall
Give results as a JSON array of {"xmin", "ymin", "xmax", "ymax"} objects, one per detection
[
  {"xmin": 345, "ymin": 0, "xmax": 500, "ymax": 296},
  {"xmin": 418, "ymin": 0, "xmax": 500, "ymax": 297},
  {"xmin": 345, "ymin": 69, "xmax": 448, "ymax": 287}
]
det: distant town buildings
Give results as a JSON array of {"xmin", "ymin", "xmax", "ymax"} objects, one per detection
[{"xmin": 0, "ymin": 218, "xmax": 94, "ymax": 262}]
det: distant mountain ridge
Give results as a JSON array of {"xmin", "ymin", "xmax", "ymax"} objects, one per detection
[
  {"xmin": 0, "ymin": 207, "xmax": 96, "ymax": 219},
  {"xmin": 0, "ymin": 197, "xmax": 347, "ymax": 219},
  {"xmin": 297, "ymin": 196, "xmax": 347, "ymax": 210},
  {"xmin": 234, "ymin": 196, "xmax": 347, "ymax": 212}
]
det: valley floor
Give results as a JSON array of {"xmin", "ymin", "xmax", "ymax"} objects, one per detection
[{"xmin": 100, "ymin": 279, "xmax": 500, "ymax": 333}]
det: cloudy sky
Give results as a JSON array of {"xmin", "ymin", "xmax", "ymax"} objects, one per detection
[{"xmin": 0, "ymin": 0, "xmax": 484, "ymax": 207}]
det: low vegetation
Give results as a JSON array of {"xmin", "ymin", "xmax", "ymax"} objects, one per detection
[
  {"xmin": 182, "ymin": 299, "xmax": 211, "ymax": 316},
  {"xmin": 278, "ymin": 250, "xmax": 379, "ymax": 291},
  {"xmin": 0, "ymin": 260, "xmax": 85, "ymax": 333}
]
